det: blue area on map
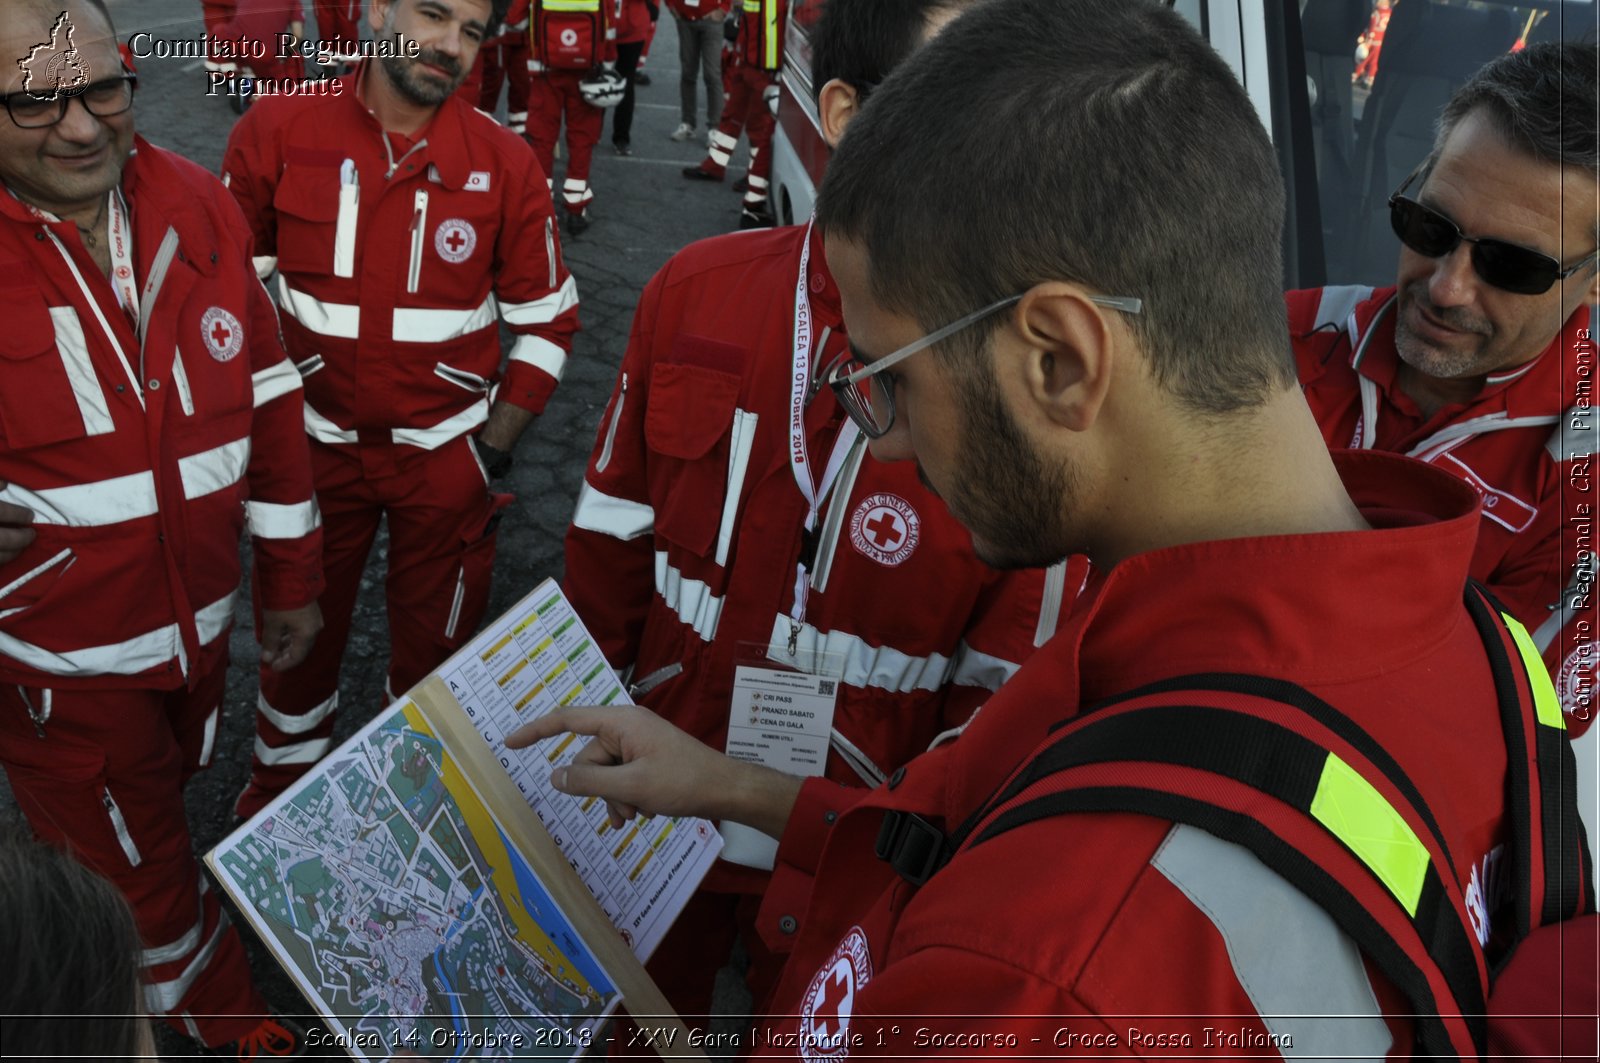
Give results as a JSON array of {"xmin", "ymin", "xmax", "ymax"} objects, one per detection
[{"xmin": 495, "ymin": 826, "xmax": 615, "ymax": 995}]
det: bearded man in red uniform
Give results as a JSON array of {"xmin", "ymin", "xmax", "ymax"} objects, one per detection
[
  {"xmin": 513, "ymin": 0, "xmax": 1542, "ymax": 1053},
  {"xmin": 223, "ymin": 0, "xmax": 579, "ymax": 820}
]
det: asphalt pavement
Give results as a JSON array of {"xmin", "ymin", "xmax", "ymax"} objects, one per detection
[{"xmin": 0, "ymin": 0, "xmax": 762, "ymax": 1053}]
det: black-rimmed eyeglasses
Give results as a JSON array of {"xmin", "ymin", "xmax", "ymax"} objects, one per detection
[
  {"xmin": 1389, "ymin": 166, "xmax": 1597, "ymax": 296},
  {"xmin": 2, "ymin": 73, "xmax": 137, "ymax": 129},
  {"xmin": 826, "ymin": 290, "xmax": 1143, "ymax": 439}
]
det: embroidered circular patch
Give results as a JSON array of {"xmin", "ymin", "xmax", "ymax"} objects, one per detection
[
  {"xmin": 200, "ymin": 306, "xmax": 244, "ymax": 363},
  {"xmin": 1557, "ymin": 640, "xmax": 1597, "ymax": 724},
  {"xmin": 434, "ymin": 218, "xmax": 478, "ymax": 264},
  {"xmin": 560, "ymin": 27, "xmax": 579, "ymax": 47},
  {"xmin": 848, "ymin": 493, "xmax": 920, "ymax": 567},
  {"xmin": 799, "ymin": 926, "xmax": 873, "ymax": 1063}
]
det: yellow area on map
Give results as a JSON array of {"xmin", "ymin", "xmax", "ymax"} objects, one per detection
[
  {"xmin": 548, "ymin": 732, "xmax": 577, "ymax": 762},
  {"xmin": 480, "ymin": 633, "xmax": 514, "ymax": 662},
  {"xmin": 630, "ymin": 848, "xmax": 655, "ymax": 881},
  {"xmin": 651, "ymin": 821, "xmax": 675, "ymax": 848},
  {"xmin": 399, "ymin": 704, "xmax": 600, "ymax": 1002},
  {"xmin": 613, "ymin": 823, "xmax": 639, "ymax": 860}
]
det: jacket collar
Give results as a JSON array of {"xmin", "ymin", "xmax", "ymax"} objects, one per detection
[
  {"xmin": 1352, "ymin": 285, "xmax": 1589, "ymax": 420},
  {"xmin": 346, "ymin": 61, "xmax": 475, "ymax": 190}
]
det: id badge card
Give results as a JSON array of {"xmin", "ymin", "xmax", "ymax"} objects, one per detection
[{"xmin": 720, "ymin": 641, "xmax": 843, "ymax": 869}]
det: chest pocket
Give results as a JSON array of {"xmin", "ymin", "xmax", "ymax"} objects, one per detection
[
  {"xmin": 271, "ymin": 161, "xmax": 341, "ymax": 276},
  {"xmin": 410, "ymin": 189, "xmax": 501, "ymax": 310},
  {"xmin": 644, "ymin": 362, "xmax": 742, "ymax": 555},
  {"xmin": 0, "ymin": 282, "xmax": 113, "ymax": 450}
]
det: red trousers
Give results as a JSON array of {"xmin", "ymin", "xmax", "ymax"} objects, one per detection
[
  {"xmin": 480, "ymin": 34, "xmax": 533, "ymax": 134},
  {"xmin": 313, "ymin": 0, "xmax": 361, "ymax": 56},
  {"xmin": 526, "ymin": 69, "xmax": 604, "ymax": 214},
  {"xmin": 243, "ymin": 436, "xmax": 508, "ymax": 815},
  {"xmin": 0, "ymin": 664, "xmax": 265, "ymax": 1046},
  {"xmin": 704, "ymin": 64, "xmax": 776, "ymax": 211}
]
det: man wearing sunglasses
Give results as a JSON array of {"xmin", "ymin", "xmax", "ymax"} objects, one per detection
[
  {"xmin": 0, "ymin": 0, "xmax": 324, "ymax": 1057},
  {"xmin": 563, "ymin": 0, "xmax": 1063, "ymax": 1022},
  {"xmin": 1291, "ymin": 41, "xmax": 1598, "ymax": 733}
]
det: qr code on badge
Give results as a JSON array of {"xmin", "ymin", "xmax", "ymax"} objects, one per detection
[{"xmin": 817, "ymin": 680, "xmax": 836, "ymax": 696}]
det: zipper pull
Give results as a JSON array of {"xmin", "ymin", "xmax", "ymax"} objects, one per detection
[{"xmin": 787, "ymin": 621, "xmax": 801, "ymax": 657}]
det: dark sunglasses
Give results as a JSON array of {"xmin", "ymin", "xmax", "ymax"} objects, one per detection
[{"xmin": 1388, "ymin": 167, "xmax": 1596, "ymax": 296}]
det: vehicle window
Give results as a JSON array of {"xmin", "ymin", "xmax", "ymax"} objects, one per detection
[{"xmin": 1299, "ymin": 0, "xmax": 1592, "ymax": 287}]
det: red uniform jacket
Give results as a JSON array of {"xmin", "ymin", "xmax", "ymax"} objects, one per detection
[
  {"xmin": 565, "ymin": 225, "xmax": 1071, "ymax": 889},
  {"xmin": 758, "ymin": 454, "xmax": 1509, "ymax": 1058},
  {"xmin": 221, "ymin": 65, "xmax": 578, "ymax": 452},
  {"xmin": 739, "ymin": 0, "xmax": 786, "ymax": 71},
  {"xmin": 0, "ymin": 139, "xmax": 322, "ymax": 690},
  {"xmin": 1291, "ymin": 285, "xmax": 1596, "ymax": 732}
]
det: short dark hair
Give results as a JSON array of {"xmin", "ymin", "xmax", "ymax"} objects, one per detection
[
  {"xmin": 817, "ymin": 0, "xmax": 1293, "ymax": 414},
  {"xmin": 0, "ymin": 832, "xmax": 148, "ymax": 1058},
  {"xmin": 809, "ymin": 0, "xmax": 975, "ymax": 100},
  {"xmin": 1437, "ymin": 41, "xmax": 1598, "ymax": 176}
]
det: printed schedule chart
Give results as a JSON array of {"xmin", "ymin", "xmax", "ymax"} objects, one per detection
[{"xmin": 438, "ymin": 579, "xmax": 722, "ymax": 959}]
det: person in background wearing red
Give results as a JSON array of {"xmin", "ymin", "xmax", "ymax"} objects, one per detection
[
  {"xmin": 314, "ymin": 0, "xmax": 363, "ymax": 62},
  {"xmin": 682, "ymin": 0, "xmax": 784, "ymax": 230},
  {"xmin": 608, "ymin": 0, "xmax": 657, "ymax": 155},
  {"xmin": 526, "ymin": 0, "xmax": 616, "ymax": 233},
  {"xmin": 469, "ymin": 0, "xmax": 531, "ymax": 135}
]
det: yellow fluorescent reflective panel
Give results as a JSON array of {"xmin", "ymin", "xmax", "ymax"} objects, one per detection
[
  {"xmin": 1502, "ymin": 612, "xmax": 1566, "ymax": 731},
  {"xmin": 1310, "ymin": 753, "xmax": 1429, "ymax": 917}
]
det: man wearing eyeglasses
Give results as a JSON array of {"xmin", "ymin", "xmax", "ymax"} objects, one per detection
[
  {"xmin": 563, "ymin": 0, "xmax": 1062, "ymax": 1022},
  {"xmin": 514, "ymin": 0, "xmax": 1556, "ymax": 1050},
  {"xmin": 0, "ymin": 0, "xmax": 324, "ymax": 1057},
  {"xmin": 1291, "ymin": 41, "xmax": 1598, "ymax": 734}
]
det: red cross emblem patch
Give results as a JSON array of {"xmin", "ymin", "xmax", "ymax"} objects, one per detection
[
  {"xmin": 799, "ymin": 926, "xmax": 872, "ymax": 1063},
  {"xmin": 434, "ymin": 218, "xmax": 478, "ymax": 264},
  {"xmin": 200, "ymin": 306, "xmax": 244, "ymax": 363},
  {"xmin": 848, "ymin": 493, "xmax": 920, "ymax": 567}
]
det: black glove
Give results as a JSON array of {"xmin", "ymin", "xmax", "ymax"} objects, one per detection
[
  {"xmin": 471, "ymin": 435, "xmax": 514, "ymax": 479},
  {"xmin": 723, "ymin": 14, "xmax": 739, "ymax": 42}
]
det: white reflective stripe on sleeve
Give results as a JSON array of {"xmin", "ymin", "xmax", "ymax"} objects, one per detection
[
  {"xmin": 507, "ymin": 334, "xmax": 568, "ymax": 379},
  {"xmin": 252, "ymin": 358, "xmax": 303, "ymax": 408},
  {"xmin": 253, "ymin": 255, "xmax": 278, "ymax": 279},
  {"xmin": 277, "ymin": 278, "xmax": 361, "ymax": 339},
  {"xmin": 178, "ymin": 438, "xmax": 250, "ymax": 500},
  {"xmin": 304, "ymin": 401, "xmax": 358, "ymax": 444},
  {"xmin": 195, "ymin": 590, "xmax": 238, "ymax": 646},
  {"xmin": 246, "ymin": 498, "xmax": 321, "ymax": 539},
  {"xmin": 765, "ymin": 615, "xmax": 958, "ymax": 694},
  {"xmin": 257, "ymin": 690, "xmax": 338, "ymax": 735},
  {"xmin": 142, "ymin": 886, "xmax": 207, "ymax": 966},
  {"xmin": 500, "ymin": 274, "xmax": 579, "ymax": 325},
  {"xmin": 49, "ymin": 306, "xmax": 115, "ymax": 435},
  {"xmin": 390, "ymin": 397, "xmax": 490, "ymax": 449},
  {"xmin": 571, "ymin": 482, "xmax": 654, "ymax": 540},
  {"xmin": 144, "ymin": 916, "xmax": 229, "ymax": 1014},
  {"xmin": 1151, "ymin": 823, "xmax": 1393, "ymax": 1056},
  {"xmin": 0, "ymin": 472, "xmax": 158, "ymax": 526},
  {"xmin": 655, "ymin": 552, "xmax": 724, "ymax": 642},
  {"xmin": 946, "ymin": 641, "xmax": 1020, "ymax": 692},
  {"xmin": 392, "ymin": 293, "xmax": 499, "ymax": 343},
  {"xmin": 709, "ymin": 129, "xmax": 737, "ymax": 151},
  {"xmin": 254, "ymin": 734, "xmax": 333, "ymax": 766}
]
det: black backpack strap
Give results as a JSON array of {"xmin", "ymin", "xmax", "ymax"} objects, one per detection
[
  {"xmin": 910, "ymin": 677, "xmax": 1490, "ymax": 1058},
  {"xmin": 1462, "ymin": 581, "xmax": 1595, "ymax": 937}
]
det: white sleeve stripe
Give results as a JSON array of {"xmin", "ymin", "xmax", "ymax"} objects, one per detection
[
  {"xmin": 246, "ymin": 498, "xmax": 322, "ymax": 539},
  {"xmin": 571, "ymin": 481, "xmax": 655, "ymax": 541},
  {"xmin": 500, "ymin": 274, "xmax": 579, "ymax": 325},
  {"xmin": 252, "ymin": 358, "xmax": 303, "ymax": 408},
  {"xmin": 507, "ymin": 334, "xmax": 568, "ymax": 380}
]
